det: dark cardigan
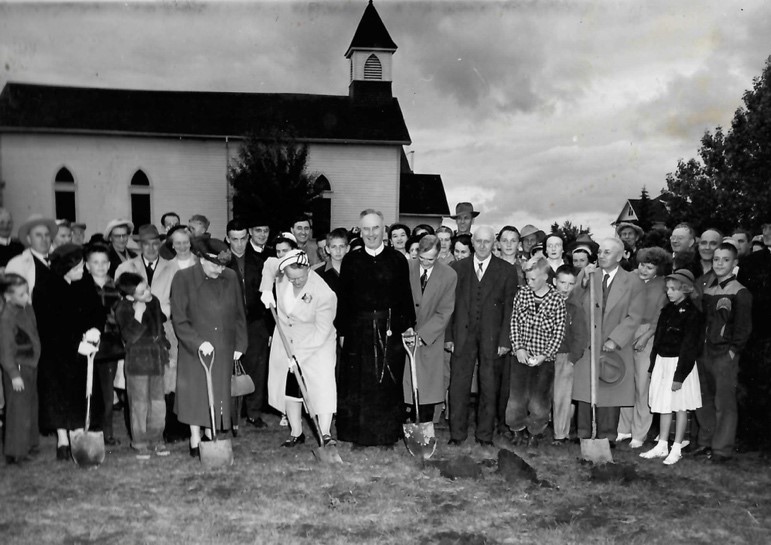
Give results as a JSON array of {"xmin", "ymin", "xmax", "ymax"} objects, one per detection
[{"xmin": 649, "ymin": 298, "xmax": 702, "ymax": 383}]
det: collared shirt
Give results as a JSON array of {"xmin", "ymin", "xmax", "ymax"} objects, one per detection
[
  {"xmin": 30, "ymin": 248, "xmax": 49, "ymax": 264},
  {"xmin": 601, "ymin": 265, "xmax": 619, "ymax": 286},
  {"xmin": 365, "ymin": 243, "xmax": 385, "ymax": 257},
  {"xmin": 0, "ymin": 236, "xmax": 10, "ymax": 246},
  {"xmin": 142, "ymin": 256, "xmax": 159, "ymax": 271},
  {"xmin": 421, "ymin": 266, "xmax": 433, "ymax": 281},
  {"xmin": 473, "ymin": 254, "xmax": 491, "ymax": 278},
  {"xmin": 249, "ymin": 241, "xmax": 264, "ymax": 253}
]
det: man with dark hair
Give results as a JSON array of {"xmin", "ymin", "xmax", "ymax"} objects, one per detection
[
  {"xmin": 160, "ymin": 212, "xmax": 180, "ymax": 235},
  {"xmin": 290, "ymin": 215, "xmax": 320, "ymax": 266},
  {"xmin": 247, "ymin": 221, "xmax": 273, "ymax": 257},
  {"xmin": 317, "ymin": 228, "xmax": 350, "ymax": 298},
  {"xmin": 226, "ymin": 218, "xmax": 270, "ymax": 430},
  {"xmin": 695, "ymin": 242, "xmax": 753, "ymax": 463}
]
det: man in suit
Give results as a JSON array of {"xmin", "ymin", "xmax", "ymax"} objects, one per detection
[
  {"xmin": 402, "ymin": 235, "xmax": 457, "ymax": 423},
  {"xmin": 572, "ymin": 237, "xmax": 645, "ymax": 442},
  {"xmin": 226, "ymin": 219, "xmax": 270, "ymax": 430},
  {"xmin": 446, "ymin": 225, "xmax": 516, "ymax": 446},
  {"xmin": 115, "ymin": 224, "xmax": 181, "ymax": 440}
]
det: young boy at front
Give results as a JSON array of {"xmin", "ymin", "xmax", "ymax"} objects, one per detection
[
  {"xmin": 507, "ymin": 258, "xmax": 566, "ymax": 447},
  {"xmin": 551, "ymin": 264, "xmax": 588, "ymax": 445},
  {"xmin": 694, "ymin": 242, "xmax": 752, "ymax": 463},
  {"xmin": 115, "ymin": 272, "xmax": 170, "ymax": 459}
]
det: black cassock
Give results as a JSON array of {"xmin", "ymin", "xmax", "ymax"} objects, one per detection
[{"xmin": 336, "ymin": 247, "xmax": 415, "ymax": 446}]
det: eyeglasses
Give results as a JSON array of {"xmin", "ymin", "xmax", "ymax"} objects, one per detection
[{"xmin": 111, "ymin": 233, "xmax": 130, "ymax": 239}]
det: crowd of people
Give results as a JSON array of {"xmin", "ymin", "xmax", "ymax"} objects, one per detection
[{"xmin": 0, "ymin": 202, "xmax": 769, "ymax": 467}]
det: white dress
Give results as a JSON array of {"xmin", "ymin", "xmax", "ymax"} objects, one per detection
[{"xmin": 648, "ymin": 355, "xmax": 702, "ymax": 413}]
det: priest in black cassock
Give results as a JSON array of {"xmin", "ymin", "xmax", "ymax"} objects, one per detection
[{"xmin": 336, "ymin": 209, "xmax": 415, "ymax": 447}]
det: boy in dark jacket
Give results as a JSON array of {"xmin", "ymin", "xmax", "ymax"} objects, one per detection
[
  {"xmin": 695, "ymin": 242, "xmax": 752, "ymax": 463},
  {"xmin": 115, "ymin": 272, "xmax": 170, "ymax": 459},
  {"xmin": 551, "ymin": 265, "xmax": 588, "ymax": 444}
]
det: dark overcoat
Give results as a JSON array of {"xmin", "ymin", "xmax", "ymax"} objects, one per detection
[{"xmin": 171, "ymin": 263, "xmax": 247, "ymax": 430}]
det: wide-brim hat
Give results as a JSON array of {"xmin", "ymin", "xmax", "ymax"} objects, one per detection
[
  {"xmin": 519, "ymin": 224, "xmax": 545, "ymax": 241},
  {"xmin": 50, "ymin": 243, "xmax": 84, "ymax": 276},
  {"xmin": 566, "ymin": 234, "xmax": 599, "ymax": 255},
  {"xmin": 137, "ymin": 224, "xmax": 161, "ymax": 242},
  {"xmin": 103, "ymin": 218, "xmax": 135, "ymax": 240},
  {"xmin": 450, "ymin": 202, "xmax": 480, "ymax": 219},
  {"xmin": 598, "ymin": 352, "xmax": 626, "ymax": 385},
  {"xmin": 615, "ymin": 222, "xmax": 644, "ymax": 238},
  {"xmin": 18, "ymin": 214, "xmax": 58, "ymax": 246}
]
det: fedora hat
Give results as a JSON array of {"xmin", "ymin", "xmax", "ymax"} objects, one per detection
[
  {"xmin": 598, "ymin": 352, "xmax": 626, "ymax": 385},
  {"xmin": 519, "ymin": 224, "xmax": 545, "ymax": 241},
  {"xmin": 137, "ymin": 224, "xmax": 160, "ymax": 242},
  {"xmin": 103, "ymin": 218, "xmax": 135, "ymax": 240},
  {"xmin": 18, "ymin": 214, "xmax": 58, "ymax": 246},
  {"xmin": 566, "ymin": 233, "xmax": 599, "ymax": 255},
  {"xmin": 615, "ymin": 222, "xmax": 644, "ymax": 238},
  {"xmin": 450, "ymin": 202, "xmax": 480, "ymax": 219}
]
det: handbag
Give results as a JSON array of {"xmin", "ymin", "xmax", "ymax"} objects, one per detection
[{"xmin": 231, "ymin": 358, "xmax": 255, "ymax": 397}]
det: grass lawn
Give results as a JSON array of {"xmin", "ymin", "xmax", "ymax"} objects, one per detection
[{"xmin": 1, "ymin": 414, "xmax": 770, "ymax": 545}]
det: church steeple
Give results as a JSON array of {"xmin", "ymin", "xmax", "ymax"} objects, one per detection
[{"xmin": 345, "ymin": 1, "xmax": 397, "ymax": 101}]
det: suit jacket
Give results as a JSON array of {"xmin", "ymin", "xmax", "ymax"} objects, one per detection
[
  {"xmin": 227, "ymin": 249, "xmax": 269, "ymax": 323},
  {"xmin": 403, "ymin": 260, "xmax": 457, "ymax": 405},
  {"xmin": 446, "ymin": 255, "xmax": 516, "ymax": 360},
  {"xmin": 108, "ymin": 245, "xmax": 137, "ymax": 279},
  {"xmin": 115, "ymin": 255, "xmax": 178, "ymax": 319},
  {"xmin": 572, "ymin": 266, "xmax": 645, "ymax": 407},
  {"xmin": 738, "ymin": 248, "xmax": 771, "ymax": 342}
]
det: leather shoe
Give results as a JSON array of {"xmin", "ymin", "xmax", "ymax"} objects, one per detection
[
  {"xmin": 232, "ymin": 426, "xmax": 239, "ymax": 438},
  {"xmin": 690, "ymin": 446, "xmax": 712, "ymax": 457},
  {"xmin": 708, "ymin": 453, "xmax": 731, "ymax": 464},
  {"xmin": 281, "ymin": 433, "xmax": 306, "ymax": 448},
  {"xmin": 447, "ymin": 439, "xmax": 464, "ymax": 446},
  {"xmin": 476, "ymin": 439, "xmax": 494, "ymax": 447},
  {"xmin": 189, "ymin": 446, "xmax": 200, "ymax": 458},
  {"xmin": 322, "ymin": 434, "xmax": 337, "ymax": 446},
  {"xmin": 247, "ymin": 417, "xmax": 268, "ymax": 429},
  {"xmin": 56, "ymin": 445, "xmax": 70, "ymax": 461}
]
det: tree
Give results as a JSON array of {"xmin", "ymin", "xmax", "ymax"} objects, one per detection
[
  {"xmin": 228, "ymin": 133, "xmax": 323, "ymax": 233},
  {"xmin": 550, "ymin": 220, "xmax": 592, "ymax": 247},
  {"xmin": 636, "ymin": 186, "xmax": 653, "ymax": 232},
  {"xmin": 663, "ymin": 56, "xmax": 771, "ymax": 233}
]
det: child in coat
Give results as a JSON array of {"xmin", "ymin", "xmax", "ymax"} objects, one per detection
[
  {"xmin": 641, "ymin": 269, "xmax": 702, "ymax": 465},
  {"xmin": 115, "ymin": 272, "xmax": 170, "ymax": 459},
  {"xmin": 0, "ymin": 273, "xmax": 41, "ymax": 464}
]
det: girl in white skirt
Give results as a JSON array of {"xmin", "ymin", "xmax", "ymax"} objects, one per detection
[{"xmin": 641, "ymin": 269, "xmax": 703, "ymax": 465}]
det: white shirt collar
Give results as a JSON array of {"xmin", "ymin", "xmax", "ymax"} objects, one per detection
[
  {"xmin": 473, "ymin": 254, "xmax": 491, "ymax": 269},
  {"xmin": 249, "ymin": 241, "xmax": 264, "ymax": 252},
  {"xmin": 0, "ymin": 236, "xmax": 10, "ymax": 246},
  {"xmin": 602, "ymin": 265, "xmax": 619, "ymax": 284},
  {"xmin": 30, "ymin": 248, "xmax": 49, "ymax": 262},
  {"xmin": 365, "ymin": 243, "xmax": 385, "ymax": 257},
  {"xmin": 142, "ymin": 256, "xmax": 159, "ymax": 269},
  {"xmin": 421, "ymin": 266, "xmax": 433, "ymax": 279}
]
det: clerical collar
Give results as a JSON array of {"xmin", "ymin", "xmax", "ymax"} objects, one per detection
[
  {"xmin": 30, "ymin": 248, "xmax": 49, "ymax": 262},
  {"xmin": 365, "ymin": 243, "xmax": 385, "ymax": 257},
  {"xmin": 0, "ymin": 236, "xmax": 10, "ymax": 246}
]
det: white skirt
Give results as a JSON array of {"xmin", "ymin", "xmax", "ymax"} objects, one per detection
[{"xmin": 649, "ymin": 355, "xmax": 702, "ymax": 413}]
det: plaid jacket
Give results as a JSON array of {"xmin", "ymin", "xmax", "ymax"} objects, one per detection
[{"xmin": 510, "ymin": 284, "xmax": 566, "ymax": 361}]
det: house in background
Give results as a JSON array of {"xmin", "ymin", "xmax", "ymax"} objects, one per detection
[
  {"xmin": 612, "ymin": 194, "xmax": 669, "ymax": 230},
  {"xmin": 398, "ymin": 150, "xmax": 449, "ymax": 230},
  {"xmin": 0, "ymin": 1, "xmax": 445, "ymax": 238}
]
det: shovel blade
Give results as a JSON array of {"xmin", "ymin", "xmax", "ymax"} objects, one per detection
[
  {"xmin": 70, "ymin": 430, "xmax": 105, "ymax": 468},
  {"xmin": 311, "ymin": 445, "xmax": 343, "ymax": 464},
  {"xmin": 199, "ymin": 439, "xmax": 234, "ymax": 469},
  {"xmin": 403, "ymin": 422, "xmax": 437, "ymax": 460},
  {"xmin": 581, "ymin": 438, "xmax": 613, "ymax": 465}
]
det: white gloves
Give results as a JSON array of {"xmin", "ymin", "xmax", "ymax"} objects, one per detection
[
  {"xmin": 78, "ymin": 329, "xmax": 101, "ymax": 356},
  {"xmin": 84, "ymin": 328, "xmax": 101, "ymax": 344},
  {"xmin": 261, "ymin": 291, "xmax": 276, "ymax": 309},
  {"xmin": 199, "ymin": 341, "xmax": 215, "ymax": 356},
  {"xmin": 234, "ymin": 351, "xmax": 243, "ymax": 360}
]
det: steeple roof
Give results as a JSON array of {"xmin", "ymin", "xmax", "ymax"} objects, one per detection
[{"xmin": 345, "ymin": 1, "xmax": 397, "ymax": 58}]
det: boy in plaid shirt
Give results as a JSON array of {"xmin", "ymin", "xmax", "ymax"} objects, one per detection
[{"xmin": 507, "ymin": 257, "xmax": 566, "ymax": 447}]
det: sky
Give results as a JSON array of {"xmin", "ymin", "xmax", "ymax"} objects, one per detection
[{"xmin": 2, "ymin": 0, "xmax": 771, "ymax": 239}]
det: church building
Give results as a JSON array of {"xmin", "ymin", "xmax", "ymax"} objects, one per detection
[{"xmin": 0, "ymin": 1, "xmax": 448, "ymax": 237}]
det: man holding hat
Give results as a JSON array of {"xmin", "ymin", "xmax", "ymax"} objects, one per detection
[
  {"xmin": 571, "ymin": 237, "xmax": 645, "ymax": 442},
  {"xmin": 5, "ymin": 214, "xmax": 59, "ymax": 297},
  {"xmin": 104, "ymin": 218, "xmax": 136, "ymax": 278},
  {"xmin": 450, "ymin": 202, "xmax": 480, "ymax": 236},
  {"xmin": 115, "ymin": 224, "xmax": 182, "ymax": 440}
]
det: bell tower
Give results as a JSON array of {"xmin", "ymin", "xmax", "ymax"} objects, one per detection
[{"xmin": 345, "ymin": 0, "xmax": 397, "ymax": 101}]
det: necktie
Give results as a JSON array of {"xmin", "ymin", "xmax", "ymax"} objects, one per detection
[
  {"xmin": 420, "ymin": 269, "xmax": 428, "ymax": 292},
  {"xmin": 477, "ymin": 262, "xmax": 484, "ymax": 281},
  {"xmin": 145, "ymin": 261, "xmax": 155, "ymax": 286},
  {"xmin": 602, "ymin": 272, "xmax": 610, "ymax": 309}
]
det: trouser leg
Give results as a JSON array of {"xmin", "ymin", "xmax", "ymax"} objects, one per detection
[
  {"xmin": 506, "ymin": 361, "xmax": 531, "ymax": 432},
  {"xmin": 527, "ymin": 360, "xmax": 555, "ymax": 436},
  {"xmin": 552, "ymin": 353, "xmax": 574, "ymax": 440},
  {"xmin": 711, "ymin": 350, "xmax": 739, "ymax": 457},
  {"xmin": 448, "ymin": 341, "xmax": 478, "ymax": 442},
  {"xmin": 696, "ymin": 356, "xmax": 716, "ymax": 449},
  {"xmin": 476, "ymin": 354, "xmax": 504, "ymax": 442}
]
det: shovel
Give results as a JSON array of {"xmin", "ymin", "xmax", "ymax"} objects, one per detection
[
  {"xmin": 198, "ymin": 348, "xmax": 234, "ymax": 469},
  {"xmin": 270, "ymin": 308, "xmax": 343, "ymax": 464},
  {"xmin": 580, "ymin": 268, "xmax": 613, "ymax": 465},
  {"xmin": 71, "ymin": 349, "xmax": 106, "ymax": 468},
  {"xmin": 402, "ymin": 331, "xmax": 437, "ymax": 460}
]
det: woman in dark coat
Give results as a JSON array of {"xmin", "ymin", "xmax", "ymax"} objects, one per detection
[
  {"xmin": 171, "ymin": 238, "xmax": 247, "ymax": 455},
  {"xmin": 34, "ymin": 243, "xmax": 103, "ymax": 460}
]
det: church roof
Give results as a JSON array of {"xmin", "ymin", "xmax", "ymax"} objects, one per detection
[
  {"xmin": 400, "ymin": 173, "xmax": 450, "ymax": 217},
  {"xmin": 0, "ymin": 82, "xmax": 411, "ymax": 144},
  {"xmin": 345, "ymin": 0, "xmax": 397, "ymax": 57}
]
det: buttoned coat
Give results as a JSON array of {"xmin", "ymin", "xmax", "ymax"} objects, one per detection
[
  {"xmin": 572, "ymin": 267, "xmax": 645, "ymax": 407},
  {"xmin": 267, "ymin": 270, "xmax": 337, "ymax": 415},
  {"xmin": 446, "ymin": 256, "xmax": 516, "ymax": 358},
  {"xmin": 403, "ymin": 259, "xmax": 457, "ymax": 405},
  {"xmin": 171, "ymin": 264, "xmax": 247, "ymax": 429}
]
